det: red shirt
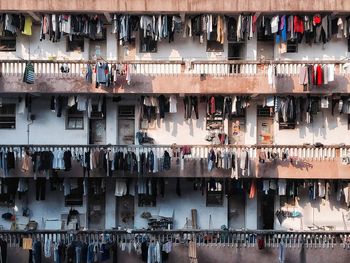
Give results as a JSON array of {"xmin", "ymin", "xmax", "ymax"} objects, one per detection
[
  {"xmin": 316, "ymin": 65, "xmax": 323, "ymax": 86},
  {"xmin": 210, "ymin": 96, "xmax": 216, "ymax": 114},
  {"xmin": 294, "ymin": 16, "xmax": 304, "ymax": 33}
]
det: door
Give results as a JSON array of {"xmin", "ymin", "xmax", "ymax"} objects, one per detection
[
  {"xmin": 116, "ymin": 195, "xmax": 135, "ymax": 229},
  {"xmin": 228, "ymin": 118, "xmax": 245, "ymax": 145},
  {"xmin": 228, "ymin": 190, "xmax": 246, "ymax": 229},
  {"xmin": 89, "ymin": 119, "xmax": 106, "ymax": 145},
  {"xmin": 257, "ymin": 118, "xmax": 274, "ymax": 145},
  {"xmin": 261, "ymin": 192, "xmax": 275, "ymax": 229},
  {"xmin": 257, "ymin": 40, "xmax": 274, "ymax": 60},
  {"xmin": 118, "ymin": 106, "xmax": 135, "ymax": 145},
  {"xmin": 87, "ymin": 180, "xmax": 106, "ymax": 230},
  {"xmin": 228, "ymin": 43, "xmax": 244, "ymax": 60}
]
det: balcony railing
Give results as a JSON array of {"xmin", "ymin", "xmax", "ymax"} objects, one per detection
[
  {"xmin": 0, "ymin": 60, "xmax": 348, "ymax": 77},
  {"xmin": 0, "ymin": 229, "xmax": 349, "ymax": 249},
  {"xmin": 0, "ymin": 144, "xmax": 341, "ymax": 161}
]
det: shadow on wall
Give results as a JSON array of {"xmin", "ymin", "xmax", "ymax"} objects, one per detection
[{"xmin": 256, "ymin": 159, "xmax": 314, "ymax": 178}]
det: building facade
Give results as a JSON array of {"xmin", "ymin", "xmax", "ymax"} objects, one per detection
[{"xmin": 0, "ymin": 1, "xmax": 350, "ymax": 262}]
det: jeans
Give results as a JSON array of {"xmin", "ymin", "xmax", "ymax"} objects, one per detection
[{"xmin": 76, "ymin": 246, "xmax": 82, "ymax": 263}]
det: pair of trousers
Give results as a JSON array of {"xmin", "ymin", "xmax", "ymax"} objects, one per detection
[
  {"xmin": 36, "ymin": 178, "xmax": 46, "ymax": 201},
  {"xmin": 184, "ymin": 96, "xmax": 199, "ymax": 120}
]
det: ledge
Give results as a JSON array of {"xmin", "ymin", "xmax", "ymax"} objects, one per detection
[{"xmin": 1, "ymin": 0, "xmax": 350, "ymax": 12}]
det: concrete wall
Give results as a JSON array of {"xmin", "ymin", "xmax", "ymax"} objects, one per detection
[
  {"xmin": 0, "ymin": 22, "xmax": 349, "ymax": 63},
  {"xmin": 274, "ymin": 184, "xmax": 350, "ymax": 231},
  {"xmin": 0, "ymin": 26, "xmax": 89, "ymax": 60},
  {"xmin": 274, "ymin": 106, "xmax": 350, "ymax": 145},
  {"xmin": 2, "ymin": 96, "xmax": 350, "ymax": 146},
  {"xmin": 135, "ymin": 32, "xmax": 228, "ymax": 61},
  {"xmin": 1, "ymin": 96, "xmax": 88, "ymax": 145},
  {"xmin": 134, "ymin": 178, "xmax": 228, "ymax": 229},
  {"xmin": 275, "ymin": 37, "xmax": 349, "ymax": 61},
  {"xmin": 0, "ymin": 180, "xmax": 87, "ymax": 230}
]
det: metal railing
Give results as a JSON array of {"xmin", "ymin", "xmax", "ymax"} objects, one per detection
[{"xmin": 1, "ymin": 229, "xmax": 350, "ymax": 249}]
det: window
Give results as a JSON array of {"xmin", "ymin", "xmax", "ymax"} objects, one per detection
[
  {"xmin": 206, "ymin": 180, "xmax": 224, "ymax": 206},
  {"xmin": 286, "ymin": 39, "xmax": 298, "ymax": 53},
  {"xmin": 138, "ymin": 194, "xmax": 156, "ymax": 207},
  {"xmin": 90, "ymin": 28, "xmax": 107, "ymax": 41},
  {"xmin": 90, "ymin": 105, "xmax": 105, "ymax": 119},
  {"xmin": 65, "ymin": 179, "xmax": 84, "ymax": 206},
  {"xmin": 66, "ymin": 105, "xmax": 84, "ymax": 130},
  {"xmin": 207, "ymin": 40, "xmax": 224, "ymax": 52},
  {"xmin": 67, "ymin": 36, "xmax": 84, "ymax": 52},
  {"xmin": 207, "ymin": 27, "xmax": 224, "ymax": 52},
  {"xmin": 257, "ymin": 30, "xmax": 274, "ymax": 42},
  {"xmin": 257, "ymin": 105, "xmax": 274, "ymax": 118},
  {"xmin": 140, "ymin": 35, "xmax": 157, "ymax": 53},
  {"xmin": 0, "ymin": 31, "xmax": 16, "ymax": 51},
  {"xmin": 0, "ymin": 104, "xmax": 16, "ymax": 129},
  {"xmin": 278, "ymin": 118, "xmax": 296, "ymax": 129}
]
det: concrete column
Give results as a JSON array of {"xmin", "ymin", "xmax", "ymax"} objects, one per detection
[
  {"xmin": 245, "ymin": 102, "xmax": 257, "ymax": 145},
  {"xmin": 245, "ymin": 33, "xmax": 257, "ymax": 60},
  {"xmin": 105, "ymin": 178, "xmax": 116, "ymax": 229},
  {"xmin": 245, "ymin": 193, "xmax": 258, "ymax": 229},
  {"xmin": 106, "ymin": 98, "xmax": 118, "ymax": 145},
  {"xmin": 106, "ymin": 25, "xmax": 118, "ymax": 60}
]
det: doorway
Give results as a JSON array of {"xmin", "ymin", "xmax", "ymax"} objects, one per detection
[
  {"xmin": 261, "ymin": 192, "xmax": 275, "ymax": 229},
  {"xmin": 257, "ymin": 105, "xmax": 274, "ymax": 145},
  {"xmin": 89, "ymin": 105, "xmax": 106, "ymax": 145},
  {"xmin": 87, "ymin": 179, "xmax": 106, "ymax": 230},
  {"xmin": 228, "ymin": 189, "xmax": 246, "ymax": 229},
  {"xmin": 118, "ymin": 106, "xmax": 135, "ymax": 145},
  {"xmin": 90, "ymin": 119, "xmax": 106, "ymax": 144},
  {"xmin": 257, "ymin": 118, "xmax": 274, "ymax": 145},
  {"xmin": 116, "ymin": 195, "xmax": 135, "ymax": 229}
]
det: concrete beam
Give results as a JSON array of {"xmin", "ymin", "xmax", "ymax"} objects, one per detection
[
  {"xmin": 27, "ymin": 12, "xmax": 41, "ymax": 22},
  {"xmin": 0, "ymin": 73, "xmax": 348, "ymax": 95},
  {"xmin": 0, "ymin": 0, "xmax": 350, "ymax": 13},
  {"xmin": 103, "ymin": 12, "xmax": 112, "ymax": 23}
]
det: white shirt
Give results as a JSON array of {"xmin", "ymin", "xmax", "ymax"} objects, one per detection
[
  {"xmin": 76, "ymin": 95, "xmax": 87, "ymax": 111},
  {"xmin": 278, "ymin": 179, "xmax": 287, "ymax": 196},
  {"xmin": 53, "ymin": 149, "xmax": 65, "ymax": 170},
  {"xmin": 327, "ymin": 64, "xmax": 335, "ymax": 82},
  {"xmin": 115, "ymin": 179, "xmax": 127, "ymax": 196},
  {"xmin": 169, "ymin": 95, "xmax": 177, "ymax": 113}
]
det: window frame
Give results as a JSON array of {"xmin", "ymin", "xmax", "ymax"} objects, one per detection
[
  {"xmin": 67, "ymin": 36, "xmax": 85, "ymax": 52},
  {"xmin": 66, "ymin": 105, "xmax": 84, "ymax": 130},
  {"xmin": 138, "ymin": 194, "xmax": 157, "ymax": 207},
  {"xmin": 206, "ymin": 39, "xmax": 224, "ymax": 52},
  {"xmin": 286, "ymin": 39, "xmax": 298, "ymax": 53},
  {"xmin": 0, "ymin": 103, "xmax": 16, "ymax": 129},
  {"xmin": 139, "ymin": 34, "xmax": 158, "ymax": 53},
  {"xmin": 0, "ymin": 31, "xmax": 16, "ymax": 52},
  {"xmin": 206, "ymin": 180, "xmax": 224, "ymax": 207}
]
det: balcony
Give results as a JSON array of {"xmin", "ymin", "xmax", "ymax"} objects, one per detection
[
  {"xmin": 2, "ymin": 144, "xmax": 350, "ymax": 179},
  {"xmin": 1, "ymin": 229, "xmax": 349, "ymax": 262},
  {"xmin": 1, "ymin": 60, "xmax": 349, "ymax": 94}
]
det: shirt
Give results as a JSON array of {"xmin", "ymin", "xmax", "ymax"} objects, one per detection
[
  {"xmin": 22, "ymin": 16, "xmax": 32, "ymax": 35},
  {"xmin": 278, "ymin": 179, "xmax": 287, "ymax": 196},
  {"xmin": 115, "ymin": 179, "xmax": 127, "ymax": 196},
  {"xmin": 169, "ymin": 95, "xmax": 177, "ymax": 113},
  {"xmin": 76, "ymin": 95, "xmax": 87, "ymax": 111}
]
